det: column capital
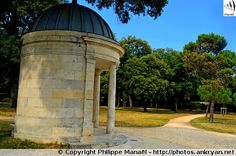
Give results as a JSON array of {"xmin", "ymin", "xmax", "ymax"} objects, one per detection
[{"xmin": 110, "ymin": 62, "xmax": 119, "ymax": 69}]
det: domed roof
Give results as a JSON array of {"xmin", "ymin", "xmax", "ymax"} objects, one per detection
[{"xmin": 31, "ymin": 1, "xmax": 114, "ymax": 40}]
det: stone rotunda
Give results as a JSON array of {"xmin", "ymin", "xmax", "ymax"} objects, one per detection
[{"xmin": 14, "ymin": 0, "xmax": 124, "ymax": 144}]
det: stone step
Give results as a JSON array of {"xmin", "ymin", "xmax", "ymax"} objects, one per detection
[{"xmin": 70, "ymin": 134, "xmax": 127, "ymax": 149}]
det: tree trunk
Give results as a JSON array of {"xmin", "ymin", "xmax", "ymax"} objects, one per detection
[
  {"xmin": 128, "ymin": 96, "xmax": 133, "ymax": 109},
  {"xmin": 205, "ymin": 103, "xmax": 210, "ymax": 118},
  {"xmin": 175, "ymin": 102, "xmax": 178, "ymax": 112},
  {"xmin": 117, "ymin": 94, "xmax": 120, "ymax": 107},
  {"xmin": 174, "ymin": 97, "xmax": 179, "ymax": 113},
  {"xmin": 222, "ymin": 104, "xmax": 227, "ymax": 116},
  {"xmin": 189, "ymin": 103, "xmax": 192, "ymax": 112},
  {"xmin": 143, "ymin": 105, "xmax": 148, "ymax": 112},
  {"xmin": 10, "ymin": 84, "xmax": 18, "ymax": 108},
  {"xmin": 143, "ymin": 100, "xmax": 148, "ymax": 112},
  {"xmin": 123, "ymin": 99, "xmax": 127, "ymax": 108},
  {"xmin": 209, "ymin": 100, "xmax": 215, "ymax": 123},
  {"xmin": 163, "ymin": 95, "xmax": 167, "ymax": 108}
]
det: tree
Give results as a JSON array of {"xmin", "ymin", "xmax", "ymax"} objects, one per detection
[
  {"xmin": 0, "ymin": 0, "xmax": 60, "ymax": 107},
  {"xmin": 197, "ymin": 79, "xmax": 225, "ymax": 122},
  {"xmin": 85, "ymin": 0, "xmax": 168, "ymax": 23},
  {"xmin": 0, "ymin": 0, "xmax": 60, "ymax": 36},
  {"xmin": 117, "ymin": 36, "xmax": 152, "ymax": 108},
  {"xmin": 100, "ymin": 72, "xmax": 109, "ymax": 105},
  {"xmin": 0, "ymin": 35, "xmax": 20, "ymax": 105},
  {"xmin": 155, "ymin": 49, "xmax": 190, "ymax": 111},
  {"xmin": 182, "ymin": 51, "xmax": 214, "ymax": 104},
  {"xmin": 215, "ymin": 50, "xmax": 236, "ymax": 85},
  {"xmin": 183, "ymin": 34, "xmax": 236, "ymax": 121},
  {"xmin": 123, "ymin": 54, "xmax": 171, "ymax": 111},
  {"xmin": 196, "ymin": 33, "xmax": 227, "ymax": 55},
  {"xmin": 182, "ymin": 51, "xmax": 217, "ymax": 79},
  {"xmin": 119, "ymin": 36, "xmax": 152, "ymax": 66},
  {"xmin": 184, "ymin": 33, "xmax": 227, "ymax": 55},
  {"xmin": 183, "ymin": 42, "xmax": 198, "ymax": 53},
  {"xmin": 217, "ymin": 88, "xmax": 232, "ymax": 107},
  {"xmin": 232, "ymin": 93, "xmax": 236, "ymax": 107}
]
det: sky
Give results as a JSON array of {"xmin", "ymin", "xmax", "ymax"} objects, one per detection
[{"xmin": 76, "ymin": 0, "xmax": 236, "ymax": 52}]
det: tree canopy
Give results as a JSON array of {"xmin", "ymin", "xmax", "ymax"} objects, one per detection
[
  {"xmin": 0, "ymin": 0, "xmax": 60, "ymax": 36},
  {"xmin": 184, "ymin": 33, "xmax": 227, "ymax": 55},
  {"xmin": 119, "ymin": 36, "xmax": 152, "ymax": 66},
  {"xmin": 99, "ymin": 34, "xmax": 236, "ymax": 116},
  {"xmin": 85, "ymin": 0, "xmax": 168, "ymax": 23},
  {"xmin": 100, "ymin": 33, "xmax": 236, "ymax": 119},
  {"xmin": 122, "ymin": 54, "xmax": 171, "ymax": 111}
]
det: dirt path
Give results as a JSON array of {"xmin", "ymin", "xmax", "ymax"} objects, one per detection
[
  {"xmin": 116, "ymin": 114, "xmax": 236, "ymax": 148},
  {"xmin": 164, "ymin": 114, "xmax": 204, "ymax": 129}
]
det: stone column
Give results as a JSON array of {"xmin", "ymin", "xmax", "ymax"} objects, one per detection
[
  {"xmin": 93, "ymin": 69, "xmax": 101, "ymax": 128},
  {"xmin": 81, "ymin": 48, "xmax": 96, "ymax": 142},
  {"xmin": 106, "ymin": 63, "xmax": 116, "ymax": 134}
]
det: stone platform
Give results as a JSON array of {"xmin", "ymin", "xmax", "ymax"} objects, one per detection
[{"xmin": 70, "ymin": 128, "xmax": 127, "ymax": 149}]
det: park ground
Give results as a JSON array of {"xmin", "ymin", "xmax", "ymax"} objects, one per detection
[
  {"xmin": 115, "ymin": 114, "xmax": 236, "ymax": 149},
  {"xmin": 0, "ymin": 101, "xmax": 236, "ymax": 148}
]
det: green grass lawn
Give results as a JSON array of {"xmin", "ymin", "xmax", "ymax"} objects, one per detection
[
  {"xmin": 0, "ymin": 102, "xmax": 16, "ymax": 117},
  {"xmin": 191, "ymin": 113, "xmax": 236, "ymax": 135}
]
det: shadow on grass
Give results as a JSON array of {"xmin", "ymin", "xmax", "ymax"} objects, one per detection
[{"xmin": 115, "ymin": 107, "xmax": 204, "ymax": 114}]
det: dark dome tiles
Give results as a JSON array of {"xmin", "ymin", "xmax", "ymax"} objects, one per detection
[
  {"xmin": 31, "ymin": 3, "xmax": 114, "ymax": 40},
  {"xmin": 58, "ymin": 5, "xmax": 70, "ymax": 30}
]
